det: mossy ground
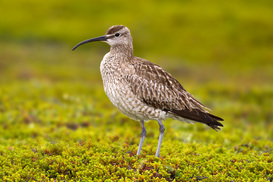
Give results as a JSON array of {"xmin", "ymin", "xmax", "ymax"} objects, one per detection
[
  {"xmin": 1, "ymin": 80, "xmax": 272, "ymax": 181},
  {"xmin": 0, "ymin": 0, "xmax": 273, "ymax": 181}
]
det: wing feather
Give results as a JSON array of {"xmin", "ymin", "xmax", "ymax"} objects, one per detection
[{"xmin": 126, "ymin": 57, "xmax": 223, "ymax": 130}]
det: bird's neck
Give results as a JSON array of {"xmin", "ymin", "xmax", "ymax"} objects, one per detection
[{"xmin": 110, "ymin": 44, "xmax": 133, "ymax": 60}]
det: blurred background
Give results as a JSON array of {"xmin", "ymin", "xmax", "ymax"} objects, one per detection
[{"xmin": 0, "ymin": 0, "xmax": 272, "ymax": 142}]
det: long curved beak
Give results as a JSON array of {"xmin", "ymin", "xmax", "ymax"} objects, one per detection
[{"xmin": 72, "ymin": 35, "xmax": 108, "ymax": 51}]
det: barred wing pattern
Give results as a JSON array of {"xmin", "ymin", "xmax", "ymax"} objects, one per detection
[{"xmin": 127, "ymin": 57, "xmax": 223, "ymax": 131}]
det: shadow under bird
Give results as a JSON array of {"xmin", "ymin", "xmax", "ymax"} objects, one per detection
[{"xmin": 72, "ymin": 25, "xmax": 224, "ymax": 157}]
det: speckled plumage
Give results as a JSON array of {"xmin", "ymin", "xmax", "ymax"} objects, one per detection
[
  {"xmin": 100, "ymin": 52, "xmax": 168, "ymax": 122},
  {"xmin": 72, "ymin": 25, "xmax": 223, "ymax": 157}
]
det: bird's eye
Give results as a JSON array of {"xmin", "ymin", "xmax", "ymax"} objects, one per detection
[{"xmin": 115, "ymin": 33, "xmax": 120, "ymax": 37}]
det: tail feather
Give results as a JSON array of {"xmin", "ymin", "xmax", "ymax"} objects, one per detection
[{"xmin": 170, "ymin": 108, "xmax": 224, "ymax": 131}]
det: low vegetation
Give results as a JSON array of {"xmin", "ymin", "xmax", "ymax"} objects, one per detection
[{"xmin": 0, "ymin": 0, "xmax": 272, "ymax": 181}]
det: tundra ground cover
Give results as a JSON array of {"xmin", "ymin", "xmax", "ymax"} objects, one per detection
[{"xmin": 0, "ymin": 0, "xmax": 272, "ymax": 181}]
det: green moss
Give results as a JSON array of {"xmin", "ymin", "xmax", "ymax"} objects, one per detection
[
  {"xmin": 0, "ymin": 82, "xmax": 272, "ymax": 180},
  {"xmin": 0, "ymin": 77, "xmax": 272, "ymax": 181},
  {"xmin": 0, "ymin": 0, "xmax": 273, "ymax": 181}
]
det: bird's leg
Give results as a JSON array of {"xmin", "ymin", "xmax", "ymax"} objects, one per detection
[
  {"xmin": 137, "ymin": 120, "xmax": 146, "ymax": 155},
  {"xmin": 155, "ymin": 120, "xmax": 165, "ymax": 157}
]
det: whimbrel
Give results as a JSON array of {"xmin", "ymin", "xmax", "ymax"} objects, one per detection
[{"xmin": 72, "ymin": 25, "xmax": 223, "ymax": 157}]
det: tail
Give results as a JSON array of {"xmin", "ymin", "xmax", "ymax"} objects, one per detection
[
  {"xmin": 207, "ymin": 113, "xmax": 224, "ymax": 131},
  {"xmin": 170, "ymin": 108, "xmax": 224, "ymax": 131}
]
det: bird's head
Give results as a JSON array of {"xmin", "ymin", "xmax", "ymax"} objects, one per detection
[{"xmin": 72, "ymin": 25, "xmax": 132, "ymax": 51}]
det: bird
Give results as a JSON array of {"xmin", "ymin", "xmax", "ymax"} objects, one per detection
[{"xmin": 72, "ymin": 25, "xmax": 223, "ymax": 157}]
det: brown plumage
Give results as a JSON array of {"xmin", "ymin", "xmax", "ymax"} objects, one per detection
[
  {"xmin": 127, "ymin": 57, "xmax": 223, "ymax": 131},
  {"xmin": 106, "ymin": 25, "xmax": 125, "ymax": 34},
  {"xmin": 72, "ymin": 25, "xmax": 223, "ymax": 157}
]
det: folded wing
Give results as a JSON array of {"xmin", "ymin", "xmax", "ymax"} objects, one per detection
[{"xmin": 126, "ymin": 57, "xmax": 223, "ymax": 131}]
